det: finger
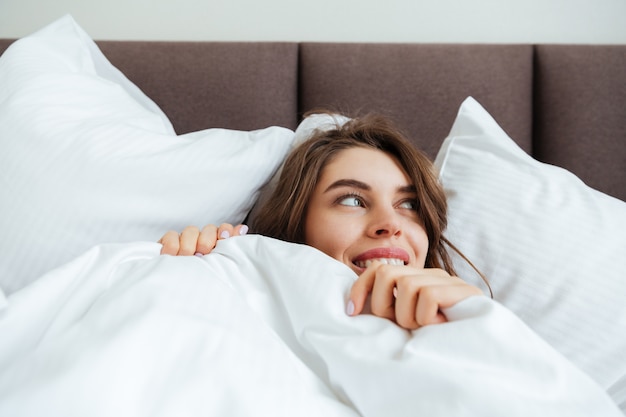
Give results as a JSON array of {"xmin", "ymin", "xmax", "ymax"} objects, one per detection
[
  {"xmin": 217, "ymin": 223, "xmax": 238, "ymax": 240},
  {"xmin": 348, "ymin": 261, "xmax": 380, "ymax": 316},
  {"xmin": 159, "ymin": 230, "xmax": 181, "ymax": 255},
  {"xmin": 369, "ymin": 265, "xmax": 399, "ymax": 320},
  {"xmin": 393, "ymin": 282, "xmax": 420, "ymax": 329},
  {"xmin": 196, "ymin": 224, "xmax": 219, "ymax": 255},
  {"xmin": 414, "ymin": 286, "xmax": 448, "ymax": 326},
  {"xmin": 393, "ymin": 272, "xmax": 462, "ymax": 329},
  {"xmin": 233, "ymin": 224, "xmax": 249, "ymax": 236},
  {"xmin": 178, "ymin": 226, "xmax": 200, "ymax": 256},
  {"xmin": 415, "ymin": 283, "xmax": 481, "ymax": 326}
]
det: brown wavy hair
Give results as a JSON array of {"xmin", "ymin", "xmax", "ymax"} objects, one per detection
[{"xmin": 251, "ymin": 111, "xmax": 490, "ymax": 293}]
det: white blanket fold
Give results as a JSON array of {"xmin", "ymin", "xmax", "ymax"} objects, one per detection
[{"xmin": 0, "ymin": 236, "xmax": 621, "ymax": 416}]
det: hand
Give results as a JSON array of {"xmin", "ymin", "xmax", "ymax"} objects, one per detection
[
  {"xmin": 158, "ymin": 223, "xmax": 248, "ymax": 256},
  {"xmin": 347, "ymin": 261, "xmax": 483, "ymax": 330}
]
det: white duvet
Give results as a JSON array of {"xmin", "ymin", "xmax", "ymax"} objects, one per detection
[{"xmin": 0, "ymin": 235, "xmax": 621, "ymax": 416}]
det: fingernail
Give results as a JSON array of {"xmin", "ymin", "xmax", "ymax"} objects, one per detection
[
  {"xmin": 194, "ymin": 252, "xmax": 203, "ymax": 257},
  {"xmin": 239, "ymin": 225, "xmax": 249, "ymax": 236},
  {"xmin": 346, "ymin": 300, "xmax": 355, "ymax": 316},
  {"xmin": 393, "ymin": 287, "xmax": 398, "ymax": 298},
  {"xmin": 220, "ymin": 230, "xmax": 230, "ymax": 239}
]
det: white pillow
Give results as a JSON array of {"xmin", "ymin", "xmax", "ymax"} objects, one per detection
[
  {"xmin": 0, "ymin": 15, "xmax": 294, "ymax": 295},
  {"xmin": 435, "ymin": 97, "xmax": 626, "ymax": 408}
]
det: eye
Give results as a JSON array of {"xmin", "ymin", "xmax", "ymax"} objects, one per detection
[
  {"xmin": 338, "ymin": 194, "xmax": 365, "ymax": 207},
  {"xmin": 398, "ymin": 199, "xmax": 417, "ymax": 210}
]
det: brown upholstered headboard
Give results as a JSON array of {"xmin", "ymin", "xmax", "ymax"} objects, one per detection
[{"xmin": 1, "ymin": 39, "xmax": 623, "ymax": 201}]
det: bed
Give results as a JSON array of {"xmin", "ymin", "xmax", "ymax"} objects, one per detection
[{"xmin": 0, "ymin": 14, "xmax": 625, "ymax": 416}]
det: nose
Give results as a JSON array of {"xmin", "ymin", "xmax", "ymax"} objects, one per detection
[{"xmin": 367, "ymin": 206, "xmax": 402, "ymax": 238}]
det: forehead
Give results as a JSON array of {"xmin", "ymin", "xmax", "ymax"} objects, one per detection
[{"xmin": 319, "ymin": 147, "xmax": 411, "ymax": 185}]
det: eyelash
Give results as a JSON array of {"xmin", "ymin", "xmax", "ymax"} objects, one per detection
[
  {"xmin": 336, "ymin": 193, "xmax": 418, "ymax": 211},
  {"xmin": 336, "ymin": 193, "xmax": 365, "ymax": 207}
]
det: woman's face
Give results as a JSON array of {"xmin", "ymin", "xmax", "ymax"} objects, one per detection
[{"xmin": 304, "ymin": 146, "xmax": 429, "ymax": 276}]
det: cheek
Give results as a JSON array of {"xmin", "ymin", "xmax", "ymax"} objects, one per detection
[
  {"xmin": 304, "ymin": 212, "xmax": 355, "ymax": 261},
  {"xmin": 407, "ymin": 224, "xmax": 430, "ymax": 265}
]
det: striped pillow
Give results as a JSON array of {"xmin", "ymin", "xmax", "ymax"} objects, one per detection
[{"xmin": 436, "ymin": 97, "xmax": 626, "ymax": 410}]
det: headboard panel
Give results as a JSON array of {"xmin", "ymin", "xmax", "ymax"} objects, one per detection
[
  {"xmin": 97, "ymin": 41, "xmax": 300, "ymax": 134},
  {"xmin": 299, "ymin": 43, "xmax": 534, "ymax": 159},
  {"xmin": 534, "ymin": 45, "xmax": 626, "ymax": 200}
]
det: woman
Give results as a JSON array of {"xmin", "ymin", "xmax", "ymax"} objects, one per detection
[{"xmin": 160, "ymin": 112, "xmax": 488, "ymax": 330}]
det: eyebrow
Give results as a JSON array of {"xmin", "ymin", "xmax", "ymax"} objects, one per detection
[
  {"xmin": 324, "ymin": 179, "xmax": 370, "ymax": 193},
  {"xmin": 324, "ymin": 179, "xmax": 416, "ymax": 194}
]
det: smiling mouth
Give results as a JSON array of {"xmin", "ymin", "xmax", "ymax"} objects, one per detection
[{"xmin": 354, "ymin": 258, "xmax": 407, "ymax": 268}]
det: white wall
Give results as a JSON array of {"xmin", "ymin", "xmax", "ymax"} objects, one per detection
[{"xmin": 1, "ymin": 0, "xmax": 625, "ymax": 43}]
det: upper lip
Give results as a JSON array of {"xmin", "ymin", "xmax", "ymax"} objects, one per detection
[{"xmin": 351, "ymin": 247, "xmax": 410, "ymax": 268}]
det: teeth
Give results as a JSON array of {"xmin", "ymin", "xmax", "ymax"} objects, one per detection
[{"xmin": 355, "ymin": 258, "xmax": 405, "ymax": 268}]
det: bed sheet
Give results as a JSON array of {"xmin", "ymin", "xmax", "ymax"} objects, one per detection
[{"xmin": 0, "ymin": 235, "xmax": 621, "ymax": 416}]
